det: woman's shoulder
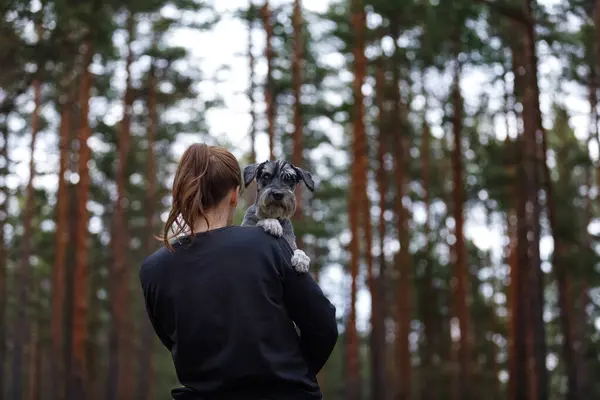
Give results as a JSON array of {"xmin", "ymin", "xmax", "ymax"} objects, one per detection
[
  {"xmin": 225, "ymin": 226, "xmax": 293, "ymax": 257},
  {"xmin": 139, "ymin": 246, "xmax": 172, "ymax": 283}
]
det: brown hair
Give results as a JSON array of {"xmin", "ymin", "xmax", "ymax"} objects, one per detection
[{"xmin": 160, "ymin": 143, "xmax": 242, "ymax": 251}]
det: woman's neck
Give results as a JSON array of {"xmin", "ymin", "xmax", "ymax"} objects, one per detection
[{"xmin": 192, "ymin": 207, "xmax": 230, "ymax": 233}]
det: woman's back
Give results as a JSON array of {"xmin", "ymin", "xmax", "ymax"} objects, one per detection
[{"xmin": 140, "ymin": 225, "xmax": 338, "ymax": 400}]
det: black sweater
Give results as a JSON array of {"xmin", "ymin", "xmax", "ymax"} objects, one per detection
[{"xmin": 139, "ymin": 226, "xmax": 338, "ymax": 399}]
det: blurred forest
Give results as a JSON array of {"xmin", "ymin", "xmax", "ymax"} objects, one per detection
[{"xmin": 1, "ymin": 0, "xmax": 600, "ymax": 399}]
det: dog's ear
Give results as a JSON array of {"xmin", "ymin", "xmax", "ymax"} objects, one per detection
[
  {"xmin": 293, "ymin": 167, "xmax": 315, "ymax": 192},
  {"xmin": 243, "ymin": 162, "xmax": 263, "ymax": 187}
]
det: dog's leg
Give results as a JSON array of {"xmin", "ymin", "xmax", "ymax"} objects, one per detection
[
  {"xmin": 241, "ymin": 205, "xmax": 259, "ymax": 227},
  {"xmin": 256, "ymin": 218, "xmax": 283, "ymax": 237},
  {"xmin": 280, "ymin": 219, "xmax": 310, "ymax": 274},
  {"xmin": 242, "ymin": 205, "xmax": 283, "ymax": 237}
]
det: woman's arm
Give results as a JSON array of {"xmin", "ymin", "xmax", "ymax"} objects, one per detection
[
  {"xmin": 139, "ymin": 264, "xmax": 175, "ymax": 351},
  {"xmin": 276, "ymin": 239, "xmax": 338, "ymax": 375}
]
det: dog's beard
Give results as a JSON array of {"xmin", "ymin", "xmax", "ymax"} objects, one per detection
[{"xmin": 256, "ymin": 188, "xmax": 296, "ymax": 219}]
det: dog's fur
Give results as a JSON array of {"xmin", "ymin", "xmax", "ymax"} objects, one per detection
[{"xmin": 241, "ymin": 160, "xmax": 314, "ymax": 273}]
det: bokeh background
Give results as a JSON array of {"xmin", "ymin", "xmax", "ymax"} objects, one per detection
[{"xmin": 0, "ymin": 0, "xmax": 598, "ymax": 399}]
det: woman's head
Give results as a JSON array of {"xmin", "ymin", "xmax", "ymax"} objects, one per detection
[{"xmin": 161, "ymin": 143, "xmax": 242, "ymax": 251}]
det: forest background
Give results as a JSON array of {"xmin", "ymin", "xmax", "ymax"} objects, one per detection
[{"xmin": 1, "ymin": 0, "xmax": 599, "ymax": 399}]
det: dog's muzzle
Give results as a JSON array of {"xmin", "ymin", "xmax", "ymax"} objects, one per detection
[
  {"xmin": 256, "ymin": 188, "xmax": 296, "ymax": 219},
  {"xmin": 271, "ymin": 191, "xmax": 284, "ymax": 201}
]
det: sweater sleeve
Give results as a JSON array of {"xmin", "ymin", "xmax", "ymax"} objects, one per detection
[{"xmin": 275, "ymin": 238, "xmax": 338, "ymax": 375}]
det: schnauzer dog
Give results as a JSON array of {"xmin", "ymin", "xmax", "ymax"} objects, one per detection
[{"xmin": 241, "ymin": 159, "xmax": 314, "ymax": 274}]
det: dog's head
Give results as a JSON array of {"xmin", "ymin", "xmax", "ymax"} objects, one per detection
[{"xmin": 243, "ymin": 160, "xmax": 315, "ymax": 219}]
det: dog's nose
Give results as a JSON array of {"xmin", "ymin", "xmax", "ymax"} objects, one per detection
[{"xmin": 272, "ymin": 191, "xmax": 284, "ymax": 201}]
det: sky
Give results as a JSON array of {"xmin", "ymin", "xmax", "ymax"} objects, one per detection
[{"xmin": 7, "ymin": 0, "xmax": 594, "ymax": 333}]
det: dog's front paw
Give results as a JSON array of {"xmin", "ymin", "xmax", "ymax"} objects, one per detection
[
  {"xmin": 257, "ymin": 218, "xmax": 283, "ymax": 237},
  {"xmin": 291, "ymin": 249, "xmax": 310, "ymax": 274}
]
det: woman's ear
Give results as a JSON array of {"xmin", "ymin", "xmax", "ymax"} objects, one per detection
[{"xmin": 230, "ymin": 187, "xmax": 239, "ymax": 207}]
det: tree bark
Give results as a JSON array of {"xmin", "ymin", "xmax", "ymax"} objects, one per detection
[
  {"xmin": 0, "ymin": 102, "xmax": 10, "ymax": 400},
  {"xmin": 111, "ymin": 15, "xmax": 135, "ymax": 400},
  {"xmin": 506, "ymin": 34, "xmax": 530, "ymax": 400},
  {"xmin": 12, "ymin": 77, "xmax": 42, "ymax": 400},
  {"xmin": 372, "ymin": 57, "xmax": 387, "ymax": 400},
  {"xmin": 346, "ymin": 0, "xmax": 368, "ymax": 398},
  {"xmin": 52, "ymin": 90, "xmax": 73, "ymax": 400},
  {"xmin": 595, "ymin": 0, "xmax": 600, "ymax": 84},
  {"xmin": 521, "ymin": 2, "xmax": 548, "ymax": 398},
  {"xmin": 419, "ymin": 105, "xmax": 438, "ymax": 400},
  {"xmin": 390, "ymin": 31, "xmax": 412, "ymax": 400},
  {"xmin": 291, "ymin": 0, "xmax": 304, "ymax": 249},
  {"xmin": 450, "ymin": 57, "xmax": 472, "ymax": 400},
  {"xmin": 248, "ymin": 9, "xmax": 257, "ymax": 165},
  {"xmin": 86, "ymin": 257, "xmax": 101, "ymax": 400},
  {"xmin": 70, "ymin": 39, "xmax": 93, "ymax": 400},
  {"xmin": 137, "ymin": 53, "xmax": 158, "ymax": 400},
  {"xmin": 260, "ymin": 1, "xmax": 275, "ymax": 160}
]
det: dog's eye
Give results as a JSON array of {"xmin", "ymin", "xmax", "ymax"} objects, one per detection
[
  {"xmin": 261, "ymin": 173, "xmax": 271, "ymax": 180},
  {"xmin": 282, "ymin": 174, "xmax": 294, "ymax": 183}
]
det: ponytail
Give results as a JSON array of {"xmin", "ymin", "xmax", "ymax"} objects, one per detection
[{"xmin": 159, "ymin": 143, "xmax": 242, "ymax": 251}]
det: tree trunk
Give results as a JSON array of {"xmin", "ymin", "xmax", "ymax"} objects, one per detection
[
  {"xmin": 137, "ymin": 54, "xmax": 158, "ymax": 400},
  {"xmin": 372, "ymin": 57, "xmax": 387, "ymax": 400},
  {"xmin": 0, "ymin": 105, "xmax": 9, "ymax": 400},
  {"xmin": 595, "ymin": 0, "xmax": 600, "ymax": 87},
  {"xmin": 390, "ymin": 34, "xmax": 412, "ymax": 400},
  {"xmin": 503, "ymin": 64, "xmax": 518, "ymax": 400},
  {"xmin": 450, "ymin": 57, "xmax": 472, "ymax": 399},
  {"xmin": 419, "ymin": 107, "xmax": 437, "ymax": 400},
  {"xmin": 248, "ymin": 10, "xmax": 257, "ymax": 165},
  {"xmin": 260, "ymin": 1, "xmax": 275, "ymax": 160},
  {"xmin": 52, "ymin": 91, "xmax": 73, "ymax": 400},
  {"xmin": 552, "ymin": 169, "xmax": 577, "ymax": 400},
  {"xmin": 506, "ymin": 34, "xmax": 529, "ymax": 400},
  {"xmin": 507, "ymin": 190, "xmax": 519, "ymax": 400},
  {"xmin": 291, "ymin": 0, "xmax": 305, "ymax": 249},
  {"xmin": 112, "ymin": 15, "xmax": 135, "ymax": 400},
  {"xmin": 346, "ymin": 0, "xmax": 367, "ymax": 398},
  {"xmin": 70, "ymin": 40, "xmax": 93, "ymax": 400},
  {"xmin": 521, "ymin": 2, "xmax": 548, "ymax": 397},
  {"xmin": 12, "ymin": 77, "xmax": 42, "ymax": 400}
]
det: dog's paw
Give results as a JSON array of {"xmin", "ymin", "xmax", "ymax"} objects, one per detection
[
  {"xmin": 291, "ymin": 249, "xmax": 310, "ymax": 274},
  {"xmin": 257, "ymin": 218, "xmax": 283, "ymax": 237}
]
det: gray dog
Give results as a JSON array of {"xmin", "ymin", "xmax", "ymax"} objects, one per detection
[{"xmin": 241, "ymin": 159, "xmax": 314, "ymax": 273}]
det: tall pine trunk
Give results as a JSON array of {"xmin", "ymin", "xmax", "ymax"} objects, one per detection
[
  {"xmin": 111, "ymin": 15, "xmax": 135, "ymax": 400},
  {"xmin": 352, "ymin": 5, "xmax": 373, "ymax": 396},
  {"xmin": 372, "ymin": 57, "xmax": 387, "ymax": 400},
  {"xmin": 450, "ymin": 57, "xmax": 472, "ymax": 399},
  {"xmin": 52, "ymin": 91, "xmax": 73, "ymax": 400},
  {"xmin": 291, "ymin": 0, "xmax": 304, "ymax": 248},
  {"xmin": 70, "ymin": 40, "xmax": 93, "ymax": 400},
  {"xmin": 261, "ymin": 1, "xmax": 275, "ymax": 160},
  {"xmin": 12, "ymin": 77, "xmax": 42, "ymax": 400},
  {"xmin": 346, "ymin": 0, "xmax": 366, "ymax": 397},
  {"xmin": 137, "ymin": 54, "xmax": 158, "ymax": 400},
  {"xmin": 248, "ymin": 10, "xmax": 257, "ymax": 165},
  {"xmin": 595, "ymin": 0, "xmax": 600, "ymax": 90},
  {"xmin": 521, "ymin": 3, "xmax": 548, "ymax": 397},
  {"xmin": 86, "ymin": 256, "xmax": 101, "ymax": 400},
  {"xmin": 419, "ymin": 103, "xmax": 437, "ymax": 400},
  {"xmin": 390, "ymin": 29, "xmax": 412, "ymax": 400},
  {"xmin": 0, "ymin": 104, "xmax": 9, "ymax": 400},
  {"xmin": 506, "ymin": 34, "xmax": 530, "ymax": 400}
]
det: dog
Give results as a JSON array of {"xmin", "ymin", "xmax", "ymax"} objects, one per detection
[{"xmin": 241, "ymin": 159, "xmax": 314, "ymax": 274}]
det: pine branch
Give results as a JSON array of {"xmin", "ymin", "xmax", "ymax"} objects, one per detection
[{"xmin": 474, "ymin": 0, "xmax": 532, "ymax": 26}]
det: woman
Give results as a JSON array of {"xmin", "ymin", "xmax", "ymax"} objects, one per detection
[{"xmin": 139, "ymin": 143, "xmax": 338, "ymax": 399}]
